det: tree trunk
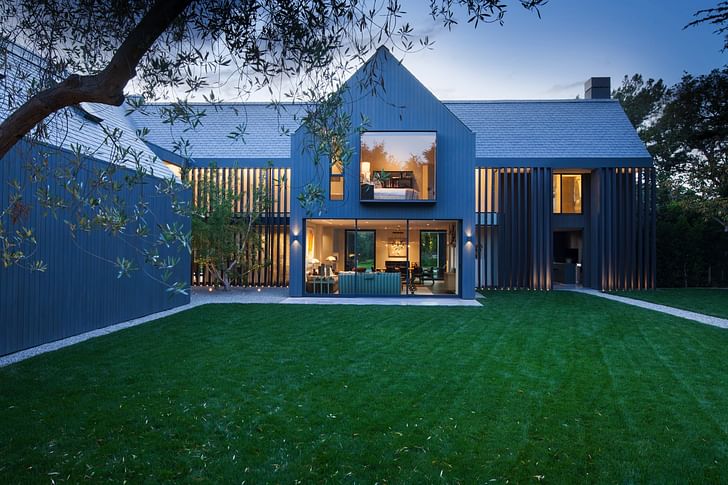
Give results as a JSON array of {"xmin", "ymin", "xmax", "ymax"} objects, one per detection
[
  {"xmin": 206, "ymin": 262, "xmax": 224, "ymax": 290},
  {"xmin": 221, "ymin": 259, "xmax": 239, "ymax": 291},
  {"xmin": 0, "ymin": 0, "xmax": 193, "ymax": 160}
]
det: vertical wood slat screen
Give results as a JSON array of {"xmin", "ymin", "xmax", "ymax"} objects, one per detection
[
  {"xmin": 478, "ymin": 166, "xmax": 654, "ymax": 291},
  {"xmin": 187, "ymin": 167, "xmax": 291, "ymax": 287},
  {"xmin": 530, "ymin": 167, "xmax": 553, "ymax": 291},
  {"xmin": 475, "ymin": 168, "xmax": 498, "ymax": 288},
  {"xmin": 475, "ymin": 167, "xmax": 552, "ymax": 290},
  {"xmin": 596, "ymin": 167, "xmax": 656, "ymax": 291}
]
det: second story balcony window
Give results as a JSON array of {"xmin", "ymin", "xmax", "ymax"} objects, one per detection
[{"xmin": 360, "ymin": 131, "xmax": 436, "ymax": 202}]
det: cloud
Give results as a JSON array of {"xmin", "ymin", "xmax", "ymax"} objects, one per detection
[{"xmin": 542, "ymin": 80, "xmax": 584, "ymax": 95}]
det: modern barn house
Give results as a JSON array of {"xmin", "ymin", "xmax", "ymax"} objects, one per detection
[
  {"xmin": 1, "ymin": 45, "xmax": 654, "ymax": 355},
  {"xmin": 134, "ymin": 47, "xmax": 655, "ymax": 300}
]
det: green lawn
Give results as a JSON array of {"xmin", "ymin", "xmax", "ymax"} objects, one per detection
[
  {"xmin": 2, "ymin": 292, "xmax": 728, "ymax": 483},
  {"xmin": 613, "ymin": 288, "xmax": 728, "ymax": 319}
]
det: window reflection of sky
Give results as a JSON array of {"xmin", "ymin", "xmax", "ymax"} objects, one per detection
[{"xmin": 361, "ymin": 132, "xmax": 435, "ymax": 166}]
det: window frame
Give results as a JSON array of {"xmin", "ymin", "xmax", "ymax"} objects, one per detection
[
  {"xmin": 359, "ymin": 130, "xmax": 437, "ymax": 203},
  {"xmin": 552, "ymin": 173, "xmax": 583, "ymax": 215},
  {"xmin": 329, "ymin": 158, "xmax": 345, "ymax": 201}
]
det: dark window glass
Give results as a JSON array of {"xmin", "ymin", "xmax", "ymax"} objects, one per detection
[
  {"xmin": 345, "ymin": 230, "xmax": 375, "ymax": 271},
  {"xmin": 420, "ymin": 230, "xmax": 447, "ymax": 279}
]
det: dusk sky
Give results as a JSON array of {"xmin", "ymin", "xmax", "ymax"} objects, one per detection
[
  {"xmin": 401, "ymin": 0, "xmax": 726, "ymax": 100},
  {"xmin": 241, "ymin": 1, "xmax": 726, "ymax": 102}
]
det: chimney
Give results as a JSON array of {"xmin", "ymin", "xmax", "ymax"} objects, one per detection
[{"xmin": 584, "ymin": 77, "xmax": 610, "ymax": 99}]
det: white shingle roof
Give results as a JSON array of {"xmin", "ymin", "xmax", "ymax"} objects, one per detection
[
  {"xmin": 0, "ymin": 43, "xmax": 173, "ymax": 178},
  {"xmin": 128, "ymin": 103, "xmax": 304, "ymax": 160},
  {"xmin": 444, "ymin": 100, "xmax": 651, "ymax": 160}
]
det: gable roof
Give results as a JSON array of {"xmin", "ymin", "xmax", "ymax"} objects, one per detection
[
  {"xmin": 0, "ymin": 42, "xmax": 173, "ymax": 178},
  {"xmin": 444, "ymin": 99, "xmax": 650, "ymax": 160},
  {"xmin": 127, "ymin": 47, "xmax": 650, "ymax": 164},
  {"xmin": 130, "ymin": 97, "xmax": 650, "ymax": 163},
  {"xmin": 127, "ymin": 103, "xmax": 303, "ymax": 161}
]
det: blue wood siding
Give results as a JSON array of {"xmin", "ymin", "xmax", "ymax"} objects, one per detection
[{"xmin": 0, "ymin": 141, "xmax": 190, "ymax": 356}]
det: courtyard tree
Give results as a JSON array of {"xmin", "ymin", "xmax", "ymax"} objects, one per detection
[
  {"xmin": 0, "ymin": 0, "xmax": 547, "ymax": 159},
  {"xmin": 614, "ymin": 69, "xmax": 727, "ymax": 220},
  {"xmin": 191, "ymin": 166, "xmax": 271, "ymax": 291}
]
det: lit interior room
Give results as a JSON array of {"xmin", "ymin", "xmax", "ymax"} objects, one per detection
[
  {"xmin": 304, "ymin": 219, "xmax": 458, "ymax": 296},
  {"xmin": 359, "ymin": 132, "xmax": 436, "ymax": 201}
]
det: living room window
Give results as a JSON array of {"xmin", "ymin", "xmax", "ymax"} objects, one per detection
[
  {"xmin": 360, "ymin": 131, "xmax": 436, "ymax": 201},
  {"xmin": 304, "ymin": 219, "xmax": 458, "ymax": 296},
  {"xmin": 553, "ymin": 173, "xmax": 583, "ymax": 214}
]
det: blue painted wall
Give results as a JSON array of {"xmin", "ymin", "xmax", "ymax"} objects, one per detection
[
  {"xmin": 0, "ymin": 140, "xmax": 190, "ymax": 356},
  {"xmin": 289, "ymin": 48, "xmax": 476, "ymax": 298}
]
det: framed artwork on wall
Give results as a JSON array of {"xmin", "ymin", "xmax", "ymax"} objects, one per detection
[
  {"xmin": 306, "ymin": 227, "xmax": 315, "ymax": 261},
  {"xmin": 388, "ymin": 239, "xmax": 406, "ymax": 257}
]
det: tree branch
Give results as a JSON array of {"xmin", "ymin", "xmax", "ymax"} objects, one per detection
[{"xmin": 0, "ymin": 0, "xmax": 194, "ymax": 160}]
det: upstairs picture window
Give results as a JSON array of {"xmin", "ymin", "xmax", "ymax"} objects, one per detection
[
  {"xmin": 360, "ymin": 132, "xmax": 436, "ymax": 201},
  {"xmin": 553, "ymin": 174, "xmax": 583, "ymax": 214}
]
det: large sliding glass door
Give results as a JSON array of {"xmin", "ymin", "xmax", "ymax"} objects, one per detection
[{"xmin": 304, "ymin": 219, "xmax": 458, "ymax": 297}]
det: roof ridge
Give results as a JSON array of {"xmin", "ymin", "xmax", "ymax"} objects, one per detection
[
  {"xmin": 139, "ymin": 101, "xmax": 303, "ymax": 107},
  {"xmin": 443, "ymin": 99, "xmax": 617, "ymax": 104},
  {"xmin": 136, "ymin": 99, "xmax": 620, "ymax": 107}
]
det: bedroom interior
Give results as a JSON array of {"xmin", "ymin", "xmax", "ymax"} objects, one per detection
[{"xmin": 359, "ymin": 131, "xmax": 436, "ymax": 201}]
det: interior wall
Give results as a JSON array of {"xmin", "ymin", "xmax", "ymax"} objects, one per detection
[
  {"xmin": 569, "ymin": 231, "xmax": 583, "ymax": 263},
  {"xmin": 306, "ymin": 223, "xmax": 346, "ymax": 271},
  {"xmin": 378, "ymin": 228, "xmax": 416, "ymax": 267}
]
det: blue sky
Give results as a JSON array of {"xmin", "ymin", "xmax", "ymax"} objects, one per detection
[{"xmin": 397, "ymin": 0, "xmax": 725, "ymax": 100}]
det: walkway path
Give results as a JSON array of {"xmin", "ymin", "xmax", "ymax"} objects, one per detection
[
  {"xmin": 0, "ymin": 288, "xmax": 479, "ymax": 367},
  {"xmin": 567, "ymin": 288, "xmax": 728, "ymax": 330}
]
